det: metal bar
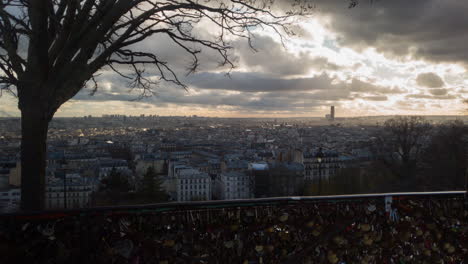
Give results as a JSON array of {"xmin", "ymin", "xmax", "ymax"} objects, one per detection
[{"xmin": 1, "ymin": 191, "xmax": 465, "ymax": 218}]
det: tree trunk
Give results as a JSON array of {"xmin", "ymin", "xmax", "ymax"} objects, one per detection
[{"xmin": 20, "ymin": 106, "xmax": 50, "ymax": 211}]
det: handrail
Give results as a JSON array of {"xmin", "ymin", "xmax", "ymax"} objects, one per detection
[{"xmin": 1, "ymin": 191, "xmax": 465, "ymax": 219}]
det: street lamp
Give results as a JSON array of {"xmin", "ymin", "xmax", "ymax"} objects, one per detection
[
  {"xmin": 317, "ymin": 157, "xmax": 322, "ymax": 195},
  {"xmin": 316, "ymin": 147, "xmax": 324, "ymax": 195},
  {"xmin": 464, "ymin": 135, "xmax": 468, "ymax": 206},
  {"xmin": 63, "ymin": 173, "xmax": 67, "ymax": 209},
  {"xmin": 60, "ymin": 156, "xmax": 68, "ymax": 209},
  {"xmin": 463, "ymin": 135, "xmax": 468, "ymax": 206}
]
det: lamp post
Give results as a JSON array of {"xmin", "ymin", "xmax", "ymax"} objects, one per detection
[
  {"xmin": 317, "ymin": 157, "xmax": 322, "ymax": 195},
  {"xmin": 316, "ymin": 147, "xmax": 324, "ymax": 195},
  {"xmin": 464, "ymin": 135, "xmax": 468, "ymax": 206},
  {"xmin": 462, "ymin": 134, "xmax": 468, "ymax": 206},
  {"xmin": 60, "ymin": 156, "xmax": 68, "ymax": 209},
  {"xmin": 63, "ymin": 172, "xmax": 67, "ymax": 209},
  {"xmin": 464, "ymin": 164, "xmax": 468, "ymax": 205}
]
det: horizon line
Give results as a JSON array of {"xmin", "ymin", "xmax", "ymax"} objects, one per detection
[{"xmin": 0, "ymin": 114, "xmax": 467, "ymax": 119}]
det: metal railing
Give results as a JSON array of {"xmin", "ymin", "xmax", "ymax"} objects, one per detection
[
  {"xmin": 0, "ymin": 191, "xmax": 466, "ymax": 263},
  {"xmin": 1, "ymin": 191, "xmax": 465, "ymax": 218}
]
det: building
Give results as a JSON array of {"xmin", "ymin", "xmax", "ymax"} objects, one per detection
[
  {"xmin": 45, "ymin": 173, "xmax": 94, "ymax": 209},
  {"xmin": 160, "ymin": 141, "xmax": 177, "ymax": 152},
  {"xmin": 326, "ymin": 106, "xmax": 335, "ymax": 121},
  {"xmin": 248, "ymin": 162, "xmax": 270, "ymax": 198},
  {"xmin": 170, "ymin": 151, "xmax": 192, "ymax": 160},
  {"xmin": 173, "ymin": 165, "xmax": 211, "ymax": 201},
  {"xmin": 98, "ymin": 159, "xmax": 130, "ymax": 179},
  {"xmin": 0, "ymin": 188, "xmax": 20, "ymax": 213},
  {"xmin": 0, "ymin": 169, "xmax": 8, "ymax": 189},
  {"xmin": 276, "ymin": 149, "xmax": 303, "ymax": 163},
  {"xmin": 135, "ymin": 154, "xmax": 168, "ymax": 176},
  {"xmin": 215, "ymin": 172, "xmax": 252, "ymax": 200},
  {"xmin": 221, "ymin": 159, "xmax": 249, "ymax": 173},
  {"xmin": 63, "ymin": 153, "xmax": 98, "ymax": 170},
  {"xmin": 0, "ymin": 160, "xmax": 20, "ymax": 187},
  {"xmin": 268, "ymin": 162, "xmax": 305, "ymax": 196},
  {"xmin": 303, "ymin": 148, "xmax": 341, "ymax": 181}
]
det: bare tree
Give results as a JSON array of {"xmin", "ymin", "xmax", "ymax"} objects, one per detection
[
  {"xmin": 371, "ymin": 116, "xmax": 432, "ymax": 183},
  {"xmin": 422, "ymin": 120, "xmax": 467, "ymax": 190},
  {"xmin": 0, "ymin": 0, "xmax": 320, "ymax": 210}
]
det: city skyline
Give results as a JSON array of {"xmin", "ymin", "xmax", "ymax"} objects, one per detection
[{"xmin": 1, "ymin": 0, "xmax": 467, "ymax": 118}]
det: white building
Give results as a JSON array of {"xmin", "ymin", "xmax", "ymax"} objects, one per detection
[
  {"xmin": 215, "ymin": 172, "xmax": 252, "ymax": 200},
  {"xmin": 46, "ymin": 173, "xmax": 94, "ymax": 209},
  {"xmin": 174, "ymin": 166, "xmax": 211, "ymax": 202}
]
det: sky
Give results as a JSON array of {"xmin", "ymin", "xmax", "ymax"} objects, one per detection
[{"xmin": 1, "ymin": 0, "xmax": 467, "ymax": 118}]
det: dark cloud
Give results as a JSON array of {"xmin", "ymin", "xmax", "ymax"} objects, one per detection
[
  {"xmin": 360, "ymin": 95, "xmax": 388, "ymax": 101},
  {"xmin": 130, "ymin": 31, "xmax": 236, "ymax": 74},
  {"xmin": 187, "ymin": 72, "xmax": 333, "ymax": 92},
  {"xmin": 428, "ymin": 88, "xmax": 448, "ymax": 96},
  {"xmin": 69, "ymin": 0, "xmax": 466, "ymax": 115},
  {"xmin": 429, "ymin": 89, "xmax": 448, "ymax": 96},
  {"xmin": 187, "ymin": 71, "xmax": 404, "ymax": 95},
  {"xmin": 347, "ymin": 79, "xmax": 404, "ymax": 94},
  {"xmin": 73, "ymin": 91, "xmax": 139, "ymax": 102},
  {"xmin": 153, "ymin": 89, "xmax": 324, "ymax": 111},
  {"xmin": 312, "ymin": 0, "xmax": 468, "ymax": 65},
  {"xmin": 262, "ymin": 89, "xmax": 353, "ymax": 102},
  {"xmin": 406, "ymin": 93, "xmax": 456, "ymax": 100},
  {"xmin": 116, "ymin": 25, "xmax": 341, "ymax": 79},
  {"xmin": 76, "ymin": 70, "xmax": 407, "ymax": 112},
  {"xmin": 72, "ymin": 67, "xmax": 459, "ymax": 115},
  {"xmin": 416, "ymin": 72, "xmax": 444, "ymax": 88}
]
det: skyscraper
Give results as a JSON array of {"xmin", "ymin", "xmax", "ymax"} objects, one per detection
[{"xmin": 330, "ymin": 106, "xmax": 335, "ymax": 120}]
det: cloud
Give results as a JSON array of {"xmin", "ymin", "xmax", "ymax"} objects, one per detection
[
  {"xmin": 360, "ymin": 95, "xmax": 388, "ymax": 101},
  {"xmin": 416, "ymin": 72, "xmax": 444, "ymax": 88},
  {"xmin": 5, "ymin": 0, "xmax": 466, "ymax": 117},
  {"xmin": 347, "ymin": 78, "xmax": 404, "ymax": 94},
  {"xmin": 406, "ymin": 93, "xmax": 456, "ymax": 100},
  {"xmin": 0, "ymin": 109, "xmax": 13, "ymax": 117},
  {"xmin": 234, "ymin": 34, "xmax": 341, "ymax": 76},
  {"xmin": 128, "ymin": 29, "xmax": 236, "ymax": 74},
  {"xmin": 69, "ymin": 68, "xmax": 417, "ymax": 116},
  {"xmin": 312, "ymin": 0, "xmax": 468, "ymax": 66},
  {"xmin": 428, "ymin": 88, "xmax": 448, "ymax": 96},
  {"xmin": 187, "ymin": 72, "xmax": 334, "ymax": 92},
  {"xmin": 187, "ymin": 71, "xmax": 404, "ymax": 95}
]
